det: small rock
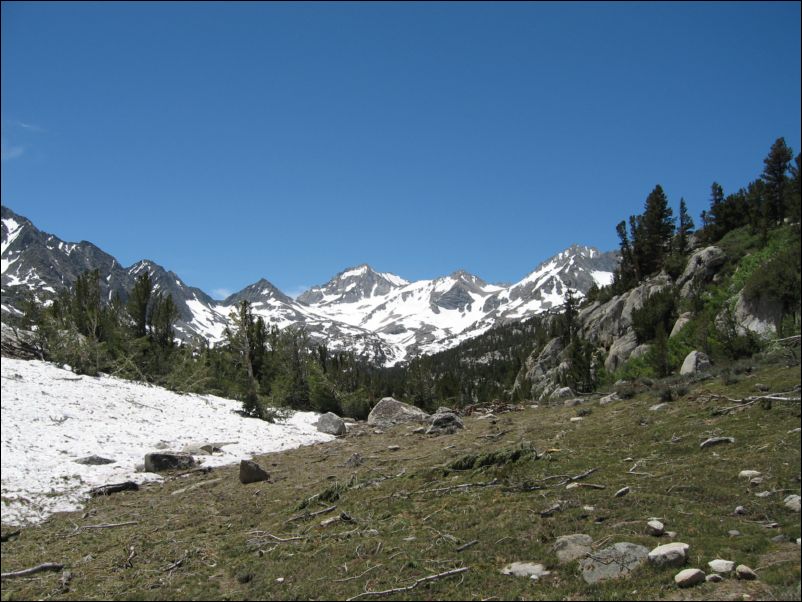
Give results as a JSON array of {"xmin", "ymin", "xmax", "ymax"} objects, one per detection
[
  {"xmin": 373, "ymin": 429, "xmax": 384, "ymax": 435},
  {"xmin": 582, "ymin": 505, "xmax": 595, "ymax": 512},
  {"xmin": 647, "ymin": 520, "xmax": 665, "ymax": 536},
  {"xmin": 75, "ymin": 455, "xmax": 116, "ymax": 465},
  {"xmin": 600, "ymin": 392, "xmax": 619, "ymax": 405},
  {"xmin": 783, "ymin": 494, "xmax": 801, "ymax": 512},
  {"xmin": 566, "ymin": 482, "xmax": 580, "ymax": 490},
  {"xmin": 706, "ymin": 573, "xmax": 724, "ymax": 583},
  {"xmin": 477, "ymin": 413, "xmax": 497, "ymax": 420},
  {"xmin": 579, "ymin": 542, "xmax": 648, "ymax": 584},
  {"xmin": 755, "ymin": 491, "xmax": 772, "ymax": 498},
  {"xmin": 411, "ymin": 426, "xmax": 426, "ymax": 434},
  {"xmin": 708, "ymin": 559, "xmax": 734, "ymax": 574},
  {"xmin": 564, "ymin": 398, "xmax": 584, "ymax": 407},
  {"xmin": 738, "ymin": 470, "xmax": 762, "ymax": 479},
  {"xmin": 387, "ymin": 445, "xmax": 401, "ymax": 451},
  {"xmin": 500, "ymin": 562, "xmax": 550, "ymax": 580},
  {"xmin": 614, "ymin": 486, "xmax": 631, "ymax": 498},
  {"xmin": 144, "ymin": 452, "xmax": 196, "ymax": 472},
  {"xmin": 553, "ymin": 534, "xmax": 592, "ymax": 564},
  {"xmin": 239, "ymin": 459, "xmax": 270, "ymax": 484},
  {"xmin": 734, "ymin": 506, "xmax": 747, "ymax": 515},
  {"xmin": 735, "ymin": 565, "xmax": 757, "ymax": 580},
  {"xmin": 426, "ymin": 412, "xmax": 464, "ymax": 436},
  {"xmin": 728, "ymin": 530, "xmax": 741, "ymax": 537},
  {"xmin": 276, "ymin": 577, "xmax": 284, "ymax": 583},
  {"xmin": 649, "ymin": 403, "xmax": 669, "ymax": 411},
  {"xmin": 345, "ymin": 453, "xmax": 363, "ymax": 468},
  {"xmin": 569, "ymin": 416, "xmax": 584, "ymax": 422},
  {"xmin": 750, "ymin": 477, "xmax": 764, "ymax": 486},
  {"xmin": 675, "ymin": 568, "xmax": 705, "ymax": 588},
  {"xmin": 754, "ymin": 383, "xmax": 770, "ymax": 392},
  {"xmin": 666, "ymin": 531, "xmax": 677, "ymax": 538},
  {"xmin": 700, "ymin": 436, "xmax": 735, "ymax": 449},
  {"xmin": 771, "ymin": 534, "xmax": 788, "ymax": 543},
  {"xmin": 648, "ymin": 542, "xmax": 689, "ymax": 567}
]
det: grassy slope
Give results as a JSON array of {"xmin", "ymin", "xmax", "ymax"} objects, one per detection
[{"xmin": 1, "ymin": 365, "xmax": 800, "ymax": 601}]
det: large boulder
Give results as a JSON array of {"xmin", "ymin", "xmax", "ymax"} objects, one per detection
[
  {"xmin": 367, "ymin": 397, "xmax": 429, "ymax": 429},
  {"xmin": 553, "ymin": 534, "xmax": 593, "ymax": 564},
  {"xmin": 679, "ymin": 350, "xmax": 711, "ymax": 375},
  {"xmin": 144, "ymin": 452, "xmax": 196, "ymax": 473},
  {"xmin": 670, "ymin": 312, "xmax": 693, "ymax": 338},
  {"xmin": 648, "ymin": 542, "xmax": 689, "ymax": 567},
  {"xmin": 605, "ymin": 331, "xmax": 639, "ymax": 372},
  {"xmin": 677, "ymin": 246, "xmax": 726, "ymax": 297},
  {"xmin": 579, "ymin": 542, "xmax": 649, "ymax": 584},
  {"xmin": 316, "ymin": 412, "xmax": 347, "ymax": 436}
]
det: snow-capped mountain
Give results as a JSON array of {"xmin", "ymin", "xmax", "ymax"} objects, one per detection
[{"xmin": 1, "ymin": 205, "xmax": 618, "ymax": 365}]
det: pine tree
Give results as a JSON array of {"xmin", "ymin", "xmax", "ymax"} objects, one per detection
[
  {"xmin": 676, "ymin": 197, "xmax": 695, "ymax": 254},
  {"xmin": 637, "ymin": 185, "xmax": 675, "ymax": 276},
  {"xmin": 762, "ymin": 137, "xmax": 793, "ymax": 225},
  {"xmin": 149, "ymin": 293, "xmax": 179, "ymax": 348},
  {"xmin": 127, "ymin": 271, "xmax": 153, "ymax": 338}
]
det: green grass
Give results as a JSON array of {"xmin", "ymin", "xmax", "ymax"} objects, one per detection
[{"xmin": 1, "ymin": 365, "xmax": 800, "ymax": 601}]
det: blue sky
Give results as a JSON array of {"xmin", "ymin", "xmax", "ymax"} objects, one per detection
[{"xmin": 2, "ymin": 2, "xmax": 800, "ymax": 299}]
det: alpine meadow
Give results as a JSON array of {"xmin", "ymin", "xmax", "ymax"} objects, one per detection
[{"xmin": 1, "ymin": 3, "xmax": 800, "ymax": 601}]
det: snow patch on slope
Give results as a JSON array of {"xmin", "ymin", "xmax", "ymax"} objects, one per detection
[{"xmin": 0, "ymin": 358, "xmax": 333, "ymax": 526}]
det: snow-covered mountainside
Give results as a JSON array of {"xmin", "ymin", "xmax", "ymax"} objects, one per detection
[
  {"xmin": 0, "ymin": 357, "xmax": 332, "ymax": 526},
  {"xmin": 1, "ymin": 205, "xmax": 618, "ymax": 364}
]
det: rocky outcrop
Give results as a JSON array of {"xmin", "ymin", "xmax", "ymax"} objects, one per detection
[
  {"xmin": 732, "ymin": 290, "xmax": 781, "ymax": 337},
  {"xmin": 670, "ymin": 312, "xmax": 693, "ymax": 338},
  {"xmin": 367, "ymin": 397, "xmax": 429, "ymax": 429},
  {"xmin": 677, "ymin": 246, "xmax": 725, "ymax": 298}
]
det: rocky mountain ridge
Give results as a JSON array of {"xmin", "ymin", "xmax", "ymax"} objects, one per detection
[{"xmin": 2, "ymin": 205, "xmax": 618, "ymax": 365}]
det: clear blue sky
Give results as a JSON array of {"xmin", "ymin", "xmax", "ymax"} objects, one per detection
[{"xmin": 2, "ymin": 2, "xmax": 800, "ymax": 299}]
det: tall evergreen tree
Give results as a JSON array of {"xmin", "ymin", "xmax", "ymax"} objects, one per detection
[
  {"xmin": 762, "ymin": 137, "xmax": 793, "ymax": 225},
  {"xmin": 637, "ymin": 185, "xmax": 675, "ymax": 277},
  {"xmin": 677, "ymin": 197, "xmax": 695, "ymax": 254},
  {"xmin": 127, "ymin": 271, "xmax": 153, "ymax": 338}
]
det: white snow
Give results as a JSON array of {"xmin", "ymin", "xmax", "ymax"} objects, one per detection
[
  {"xmin": 1, "ymin": 216, "xmax": 23, "ymax": 258},
  {"xmin": 0, "ymin": 357, "xmax": 333, "ymax": 526},
  {"xmin": 591, "ymin": 270, "xmax": 614, "ymax": 287},
  {"xmin": 340, "ymin": 266, "xmax": 368, "ymax": 279}
]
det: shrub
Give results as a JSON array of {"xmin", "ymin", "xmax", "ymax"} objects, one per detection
[{"xmin": 632, "ymin": 288, "xmax": 678, "ymax": 344}]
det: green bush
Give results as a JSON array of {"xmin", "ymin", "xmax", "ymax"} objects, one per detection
[{"xmin": 632, "ymin": 288, "xmax": 678, "ymax": 344}]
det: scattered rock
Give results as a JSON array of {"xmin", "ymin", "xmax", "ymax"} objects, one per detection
[
  {"xmin": 75, "ymin": 455, "xmax": 116, "ymax": 465},
  {"xmin": 553, "ymin": 534, "xmax": 592, "ymax": 564},
  {"xmin": 549, "ymin": 387, "xmax": 575, "ymax": 401},
  {"xmin": 344, "ymin": 453, "xmax": 363, "ymax": 468},
  {"xmin": 239, "ymin": 459, "xmax": 270, "ymax": 484},
  {"xmin": 675, "ymin": 568, "xmax": 706, "ymax": 588},
  {"xmin": 569, "ymin": 417, "xmax": 584, "ymax": 423},
  {"xmin": 647, "ymin": 520, "xmax": 665, "ymax": 536},
  {"xmin": 316, "ymin": 412, "xmax": 347, "ymax": 436},
  {"xmin": 648, "ymin": 542, "xmax": 689, "ymax": 567},
  {"xmin": 540, "ymin": 502, "xmax": 563, "ymax": 517},
  {"xmin": 180, "ymin": 442, "xmax": 223, "ymax": 455},
  {"xmin": 738, "ymin": 470, "xmax": 761, "ymax": 480},
  {"xmin": 387, "ymin": 445, "xmax": 401, "ymax": 451},
  {"xmin": 477, "ymin": 413, "xmax": 497, "ymax": 420},
  {"xmin": 436, "ymin": 406, "xmax": 454, "ymax": 414},
  {"xmin": 500, "ymin": 562, "xmax": 550, "ymax": 580},
  {"xmin": 749, "ymin": 477, "xmax": 764, "ymax": 486},
  {"xmin": 666, "ymin": 531, "xmax": 677, "ymax": 538},
  {"xmin": 89, "ymin": 481, "xmax": 139, "ymax": 497},
  {"xmin": 700, "ymin": 436, "xmax": 735, "ymax": 449},
  {"xmin": 649, "ymin": 403, "xmax": 669, "ymax": 411},
  {"xmin": 411, "ymin": 426, "xmax": 426, "ymax": 434},
  {"xmin": 614, "ymin": 486, "xmax": 631, "ymax": 498},
  {"xmin": 706, "ymin": 573, "xmax": 724, "ymax": 583},
  {"xmin": 680, "ymin": 350, "xmax": 712, "ymax": 375},
  {"xmin": 367, "ymin": 397, "xmax": 429, "ymax": 429},
  {"xmin": 579, "ymin": 542, "xmax": 648, "ymax": 584},
  {"xmin": 771, "ymin": 534, "xmax": 788, "ymax": 543},
  {"xmin": 754, "ymin": 383, "xmax": 770, "ymax": 392},
  {"xmin": 728, "ymin": 530, "xmax": 741, "ymax": 538},
  {"xmin": 564, "ymin": 398, "xmax": 584, "ymax": 407},
  {"xmin": 144, "ymin": 452, "xmax": 196, "ymax": 472},
  {"xmin": 708, "ymin": 559, "xmax": 734, "ymax": 574},
  {"xmin": 426, "ymin": 411, "xmax": 464, "ymax": 436},
  {"xmin": 599, "ymin": 392, "xmax": 619, "ymax": 405},
  {"xmin": 783, "ymin": 494, "xmax": 801, "ymax": 512},
  {"xmin": 736, "ymin": 565, "xmax": 757, "ymax": 580},
  {"xmin": 566, "ymin": 482, "xmax": 580, "ymax": 490},
  {"xmin": 734, "ymin": 506, "xmax": 747, "ymax": 515},
  {"xmin": 755, "ymin": 491, "xmax": 772, "ymax": 498}
]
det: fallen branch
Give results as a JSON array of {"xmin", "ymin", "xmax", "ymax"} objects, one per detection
[
  {"xmin": 287, "ymin": 505, "xmax": 337, "ymax": 523},
  {"xmin": 334, "ymin": 564, "xmax": 383, "ymax": 583},
  {"xmin": 2, "ymin": 562, "xmax": 64, "ymax": 580},
  {"xmin": 455, "ymin": 539, "xmax": 478, "ymax": 552},
  {"xmin": 413, "ymin": 480, "xmax": 498, "ymax": 496},
  {"xmin": 89, "ymin": 481, "xmax": 139, "ymax": 497},
  {"xmin": 557, "ymin": 467, "xmax": 599, "ymax": 486},
  {"xmin": 72, "ymin": 521, "xmax": 138, "ymax": 534},
  {"xmin": 346, "ymin": 566, "xmax": 469, "ymax": 601}
]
